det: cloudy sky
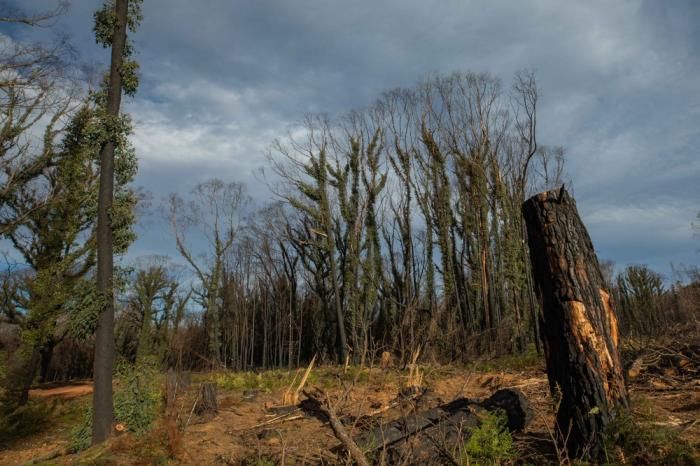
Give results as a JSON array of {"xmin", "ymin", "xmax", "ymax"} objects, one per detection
[{"xmin": 3, "ymin": 0, "xmax": 699, "ymax": 278}]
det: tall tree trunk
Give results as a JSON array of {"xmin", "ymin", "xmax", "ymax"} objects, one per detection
[
  {"xmin": 38, "ymin": 338, "xmax": 55, "ymax": 383},
  {"xmin": 522, "ymin": 188, "xmax": 628, "ymax": 459},
  {"xmin": 93, "ymin": 0, "xmax": 129, "ymax": 445}
]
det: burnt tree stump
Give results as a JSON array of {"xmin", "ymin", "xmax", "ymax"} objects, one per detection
[
  {"xmin": 195, "ymin": 382, "xmax": 218, "ymax": 416},
  {"xmin": 522, "ymin": 188, "xmax": 629, "ymax": 459}
]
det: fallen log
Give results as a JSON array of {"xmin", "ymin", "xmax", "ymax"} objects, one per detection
[
  {"xmin": 302, "ymin": 388, "xmax": 530, "ymax": 465},
  {"xmin": 353, "ymin": 389, "xmax": 530, "ymax": 452},
  {"xmin": 522, "ymin": 187, "xmax": 629, "ymax": 459},
  {"xmin": 298, "ymin": 386, "xmax": 530, "ymax": 464},
  {"xmin": 627, "ymin": 343, "xmax": 700, "ymax": 381}
]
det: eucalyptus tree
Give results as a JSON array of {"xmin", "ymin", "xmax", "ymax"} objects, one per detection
[
  {"xmin": 328, "ymin": 131, "xmax": 363, "ymax": 361},
  {"xmin": 245, "ymin": 202, "xmax": 300, "ymax": 368},
  {"xmin": 356, "ymin": 129, "xmax": 387, "ymax": 361},
  {"xmin": 615, "ymin": 265, "xmax": 666, "ymax": 337},
  {"xmin": 92, "ymin": 0, "xmax": 142, "ymax": 445},
  {"xmin": 0, "ymin": 1, "xmax": 77, "ymax": 232},
  {"xmin": 168, "ymin": 179, "xmax": 249, "ymax": 366},
  {"xmin": 271, "ymin": 117, "xmax": 349, "ymax": 362},
  {"xmin": 268, "ymin": 70, "xmax": 564, "ymax": 362},
  {"xmin": 120, "ymin": 256, "xmax": 190, "ymax": 365},
  {"xmin": 1, "ymin": 101, "xmax": 137, "ymax": 405},
  {"xmin": 326, "ymin": 121, "xmax": 388, "ymax": 363}
]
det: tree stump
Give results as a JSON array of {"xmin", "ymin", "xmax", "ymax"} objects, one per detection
[
  {"xmin": 522, "ymin": 188, "xmax": 629, "ymax": 459},
  {"xmin": 195, "ymin": 382, "xmax": 218, "ymax": 416}
]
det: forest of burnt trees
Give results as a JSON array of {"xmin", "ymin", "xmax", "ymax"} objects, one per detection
[
  {"xmin": 128, "ymin": 73, "xmax": 697, "ymax": 373},
  {"xmin": 1, "ymin": 1, "xmax": 700, "ymax": 463},
  {"xmin": 3, "ymin": 66, "xmax": 698, "ymax": 383}
]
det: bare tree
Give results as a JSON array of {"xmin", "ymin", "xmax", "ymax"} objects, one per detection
[
  {"xmin": 118, "ymin": 256, "xmax": 190, "ymax": 365},
  {"xmin": 0, "ymin": 3, "xmax": 79, "ymax": 233},
  {"xmin": 0, "ymin": 1, "xmax": 69, "ymax": 26},
  {"xmin": 168, "ymin": 179, "xmax": 248, "ymax": 366}
]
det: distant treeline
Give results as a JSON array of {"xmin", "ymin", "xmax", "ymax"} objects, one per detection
[{"xmin": 2, "ymin": 67, "xmax": 699, "ymax": 389}]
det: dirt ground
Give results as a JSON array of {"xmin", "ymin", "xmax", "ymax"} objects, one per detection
[{"xmin": 1, "ymin": 358, "xmax": 699, "ymax": 465}]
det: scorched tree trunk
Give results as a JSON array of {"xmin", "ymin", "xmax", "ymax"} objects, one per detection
[{"xmin": 522, "ymin": 187, "xmax": 629, "ymax": 459}]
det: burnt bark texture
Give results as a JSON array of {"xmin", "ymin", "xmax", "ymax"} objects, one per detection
[
  {"xmin": 522, "ymin": 187, "xmax": 629, "ymax": 459},
  {"xmin": 346, "ymin": 389, "xmax": 531, "ymax": 465},
  {"xmin": 93, "ymin": 0, "xmax": 129, "ymax": 445}
]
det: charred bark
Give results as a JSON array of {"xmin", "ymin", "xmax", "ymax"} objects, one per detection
[
  {"xmin": 522, "ymin": 187, "xmax": 629, "ymax": 459},
  {"xmin": 195, "ymin": 382, "xmax": 218, "ymax": 416},
  {"xmin": 346, "ymin": 389, "xmax": 530, "ymax": 465}
]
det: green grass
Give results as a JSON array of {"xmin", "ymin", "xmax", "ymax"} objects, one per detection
[
  {"xmin": 210, "ymin": 364, "xmax": 392, "ymax": 394},
  {"xmin": 466, "ymin": 346, "xmax": 543, "ymax": 373},
  {"xmin": 213, "ymin": 368, "xmax": 303, "ymax": 392},
  {"xmin": 0, "ymin": 392, "xmax": 89, "ymax": 450},
  {"xmin": 603, "ymin": 400, "xmax": 699, "ymax": 466}
]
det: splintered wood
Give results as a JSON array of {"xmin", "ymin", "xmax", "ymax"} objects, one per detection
[
  {"xmin": 282, "ymin": 354, "xmax": 316, "ymax": 406},
  {"xmin": 405, "ymin": 347, "xmax": 423, "ymax": 390},
  {"xmin": 380, "ymin": 351, "xmax": 393, "ymax": 370}
]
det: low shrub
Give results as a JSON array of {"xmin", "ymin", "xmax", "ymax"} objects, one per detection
[
  {"xmin": 70, "ymin": 359, "xmax": 160, "ymax": 452},
  {"xmin": 0, "ymin": 398, "xmax": 54, "ymax": 446},
  {"xmin": 462, "ymin": 411, "xmax": 515, "ymax": 466},
  {"xmin": 604, "ymin": 409, "xmax": 698, "ymax": 466}
]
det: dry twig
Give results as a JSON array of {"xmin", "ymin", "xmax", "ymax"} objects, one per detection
[{"xmin": 303, "ymin": 388, "xmax": 370, "ymax": 466}]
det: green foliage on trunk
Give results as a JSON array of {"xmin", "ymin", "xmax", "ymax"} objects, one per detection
[
  {"xmin": 0, "ymin": 99, "xmax": 138, "ymax": 403},
  {"xmin": 71, "ymin": 360, "xmax": 159, "ymax": 452}
]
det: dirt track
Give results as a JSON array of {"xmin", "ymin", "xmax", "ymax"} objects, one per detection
[{"xmin": 29, "ymin": 382, "xmax": 93, "ymax": 400}]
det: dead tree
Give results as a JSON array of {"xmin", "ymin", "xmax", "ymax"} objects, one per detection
[{"xmin": 522, "ymin": 187, "xmax": 628, "ymax": 459}]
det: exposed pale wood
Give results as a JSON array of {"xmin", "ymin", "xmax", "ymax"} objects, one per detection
[
  {"xmin": 283, "ymin": 354, "xmax": 316, "ymax": 405},
  {"xmin": 522, "ymin": 187, "xmax": 629, "ymax": 459}
]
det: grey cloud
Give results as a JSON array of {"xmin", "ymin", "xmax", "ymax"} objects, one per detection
[{"xmin": 2, "ymin": 0, "xmax": 698, "ymax": 276}]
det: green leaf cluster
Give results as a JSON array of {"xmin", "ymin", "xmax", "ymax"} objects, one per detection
[
  {"xmin": 70, "ymin": 359, "xmax": 159, "ymax": 452},
  {"xmin": 462, "ymin": 411, "xmax": 515, "ymax": 466},
  {"xmin": 93, "ymin": 0, "xmax": 142, "ymax": 96}
]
